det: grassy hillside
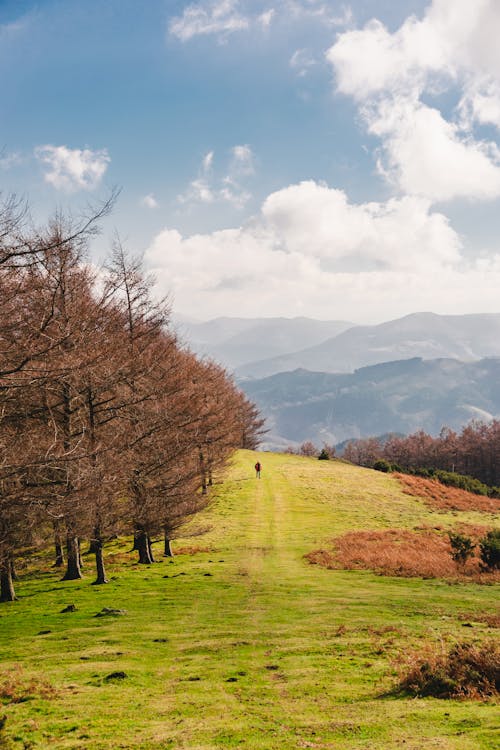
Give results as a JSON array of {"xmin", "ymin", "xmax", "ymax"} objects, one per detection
[{"xmin": 0, "ymin": 451, "xmax": 498, "ymax": 749}]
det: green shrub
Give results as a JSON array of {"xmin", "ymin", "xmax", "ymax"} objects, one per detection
[
  {"xmin": 317, "ymin": 449, "xmax": 330, "ymax": 461},
  {"xmin": 448, "ymin": 532, "xmax": 475, "ymax": 567},
  {"xmin": 479, "ymin": 529, "xmax": 500, "ymax": 571},
  {"xmin": 434, "ymin": 470, "xmax": 490, "ymax": 496},
  {"xmin": 373, "ymin": 459, "xmax": 391, "ymax": 473}
]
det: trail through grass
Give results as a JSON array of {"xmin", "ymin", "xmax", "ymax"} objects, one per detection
[{"xmin": 0, "ymin": 450, "xmax": 498, "ymax": 749}]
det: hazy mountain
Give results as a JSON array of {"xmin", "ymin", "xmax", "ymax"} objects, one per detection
[
  {"xmin": 177, "ymin": 316, "xmax": 354, "ymax": 369},
  {"xmin": 236, "ymin": 312, "xmax": 500, "ymax": 377},
  {"xmin": 241, "ymin": 357, "xmax": 500, "ymax": 449}
]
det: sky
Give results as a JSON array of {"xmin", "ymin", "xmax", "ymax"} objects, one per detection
[{"xmin": 2, "ymin": 0, "xmax": 500, "ymax": 324}]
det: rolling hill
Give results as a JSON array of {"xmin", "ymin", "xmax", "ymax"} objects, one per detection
[
  {"xmin": 0, "ymin": 451, "xmax": 498, "ymax": 749},
  {"xmin": 241, "ymin": 356, "xmax": 500, "ymax": 447}
]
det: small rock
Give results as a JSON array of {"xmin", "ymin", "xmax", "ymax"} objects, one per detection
[
  {"xmin": 265, "ymin": 664, "xmax": 279, "ymax": 671},
  {"xmin": 37, "ymin": 629, "xmax": 52, "ymax": 635},
  {"xmin": 60, "ymin": 604, "xmax": 77, "ymax": 613},
  {"xmin": 226, "ymin": 677, "xmax": 238, "ymax": 682},
  {"xmin": 153, "ymin": 638, "xmax": 169, "ymax": 643},
  {"xmin": 203, "ymin": 572, "xmax": 213, "ymax": 577}
]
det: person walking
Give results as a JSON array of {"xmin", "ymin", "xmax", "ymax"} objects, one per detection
[{"xmin": 254, "ymin": 461, "xmax": 261, "ymax": 478}]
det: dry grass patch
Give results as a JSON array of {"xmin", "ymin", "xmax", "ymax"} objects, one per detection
[
  {"xmin": 305, "ymin": 527, "xmax": 500, "ymax": 582},
  {"xmin": 458, "ymin": 611, "xmax": 500, "ymax": 629},
  {"xmin": 0, "ymin": 667, "xmax": 58, "ymax": 705},
  {"xmin": 173, "ymin": 544, "xmax": 213, "ymax": 555},
  {"xmin": 396, "ymin": 640, "xmax": 500, "ymax": 699},
  {"xmin": 395, "ymin": 473, "xmax": 500, "ymax": 513}
]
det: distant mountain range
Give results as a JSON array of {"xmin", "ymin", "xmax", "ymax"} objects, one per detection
[
  {"xmin": 241, "ymin": 357, "xmax": 500, "ymax": 449},
  {"xmin": 176, "ymin": 312, "xmax": 500, "ymax": 377},
  {"xmin": 175, "ymin": 312, "xmax": 500, "ymax": 449},
  {"xmin": 174, "ymin": 316, "xmax": 353, "ymax": 370}
]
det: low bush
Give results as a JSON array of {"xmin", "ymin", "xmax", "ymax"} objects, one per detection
[
  {"xmin": 434, "ymin": 470, "xmax": 490, "ymax": 496},
  {"xmin": 373, "ymin": 459, "xmax": 391, "ymax": 473},
  {"xmin": 397, "ymin": 641, "xmax": 500, "ymax": 699},
  {"xmin": 479, "ymin": 529, "xmax": 500, "ymax": 570},
  {"xmin": 448, "ymin": 532, "xmax": 475, "ymax": 567}
]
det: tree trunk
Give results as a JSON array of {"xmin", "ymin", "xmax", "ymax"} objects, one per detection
[
  {"xmin": 135, "ymin": 529, "xmax": 153, "ymax": 564},
  {"xmin": 53, "ymin": 520, "xmax": 65, "ymax": 567},
  {"xmin": 147, "ymin": 534, "xmax": 155, "ymax": 563},
  {"xmin": 10, "ymin": 558, "xmax": 18, "ymax": 581},
  {"xmin": 0, "ymin": 560, "xmax": 17, "ymax": 602},
  {"xmin": 199, "ymin": 449, "xmax": 207, "ymax": 495},
  {"xmin": 164, "ymin": 531, "xmax": 174, "ymax": 557},
  {"xmin": 93, "ymin": 537, "xmax": 108, "ymax": 585},
  {"xmin": 62, "ymin": 535, "xmax": 83, "ymax": 580}
]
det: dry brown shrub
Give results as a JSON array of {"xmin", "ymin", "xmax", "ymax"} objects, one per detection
[
  {"xmin": 395, "ymin": 473, "xmax": 499, "ymax": 513},
  {"xmin": 396, "ymin": 640, "xmax": 500, "ymax": 699},
  {"xmin": 0, "ymin": 667, "xmax": 58, "ymax": 704},
  {"xmin": 458, "ymin": 611, "xmax": 500, "ymax": 628},
  {"xmin": 305, "ymin": 528, "xmax": 500, "ymax": 582}
]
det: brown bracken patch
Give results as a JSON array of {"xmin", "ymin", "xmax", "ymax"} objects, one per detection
[
  {"xmin": 0, "ymin": 667, "xmax": 58, "ymax": 704},
  {"xmin": 394, "ymin": 473, "xmax": 500, "ymax": 513},
  {"xmin": 395, "ymin": 640, "xmax": 500, "ymax": 699},
  {"xmin": 457, "ymin": 611, "xmax": 500, "ymax": 628},
  {"xmin": 305, "ymin": 527, "xmax": 500, "ymax": 582}
]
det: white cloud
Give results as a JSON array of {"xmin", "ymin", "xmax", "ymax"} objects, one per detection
[
  {"xmin": 178, "ymin": 146, "xmax": 255, "ymax": 208},
  {"xmin": 0, "ymin": 151, "xmax": 23, "ymax": 169},
  {"xmin": 141, "ymin": 193, "xmax": 159, "ymax": 209},
  {"xmin": 258, "ymin": 9, "xmax": 275, "ymax": 29},
  {"xmin": 142, "ymin": 179, "xmax": 500, "ymax": 322},
  {"xmin": 230, "ymin": 144, "xmax": 255, "ymax": 175},
  {"xmin": 367, "ymin": 96, "xmax": 500, "ymax": 201},
  {"xmin": 169, "ymin": 0, "xmax": 249, "ymax": 41},
  {"xmin": 327, "ymin": 0, "xmax": 500, "ymax": 203},
  {"xmin": 289, "ymin": 48, "xmax": 317, "ymax": 77},
  {"xmin": 35, "ymin": 145, "xmax": 110, "ymax": 192},
  {"xmin": 285, "ymin": 1, "xmax": 353, "ymax": 27},
  {"xmin": 169, "ymin": 0, "xmax": 352, "ymax": 43}
]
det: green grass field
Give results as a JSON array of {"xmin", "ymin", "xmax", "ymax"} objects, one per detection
[{"xmin": 0, "ymin": 450, "xmax": 498, "ymax": 749}]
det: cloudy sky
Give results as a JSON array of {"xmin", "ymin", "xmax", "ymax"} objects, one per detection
[{"xmin": 2, "ymin": 0, "xmax": 500, "ymax": 323}]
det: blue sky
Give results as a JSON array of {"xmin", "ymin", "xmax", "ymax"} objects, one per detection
[{"xmin": 2, "ymin": 0, "xmax": 500, "ymax": 323}]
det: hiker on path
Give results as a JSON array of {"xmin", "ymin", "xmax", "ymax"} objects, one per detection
[{"xmin": 255, "ymin": 461, "xmax": 261, "ymax": 478}]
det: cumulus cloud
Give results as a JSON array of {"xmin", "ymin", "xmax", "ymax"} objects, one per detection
[
  {"xmin": 141, "ymin": 179, "xmax": 500, "ymax": 322},
  {"xmin": 169, "ymin": 0, "xmax": 249, "ymax": 41},
  {"xmin": 35, "ymin": 145, "xmax": 110, "ymax": 191},
  {"xmin": 327, "ymin": 0, "xmax": 500, "ymax": 202}
]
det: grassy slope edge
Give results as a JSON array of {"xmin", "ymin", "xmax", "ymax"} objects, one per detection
[{"xmin": 0, "ymin": 450, "xmax": 498, "ymax": 749}]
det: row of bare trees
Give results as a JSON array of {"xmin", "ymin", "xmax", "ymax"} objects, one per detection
[
  {"xmin": 0, "ymin": 194, "xmax": 265, "ymax": 601},
  {"xmin": 343, "ymin": 422, "xmax": 500, "ymax": 486}
]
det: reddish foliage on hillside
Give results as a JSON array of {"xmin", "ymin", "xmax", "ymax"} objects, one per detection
[
  {"xmin": 394, "ymin": 473, "xmax": 500, "ymax": 513},
  {"xmin": 305, "ymin": 527, "xmax": 500, "ymax": 582}
]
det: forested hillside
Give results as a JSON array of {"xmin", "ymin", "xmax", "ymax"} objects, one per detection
[{"xmin": 242, "ymin": 357, "xmax": 500, "ymax": 448}]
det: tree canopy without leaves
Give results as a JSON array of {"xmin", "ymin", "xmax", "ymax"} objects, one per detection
[{"xmin": 0, "ymin": 194, "xmax": 265, "ymax": 601}]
